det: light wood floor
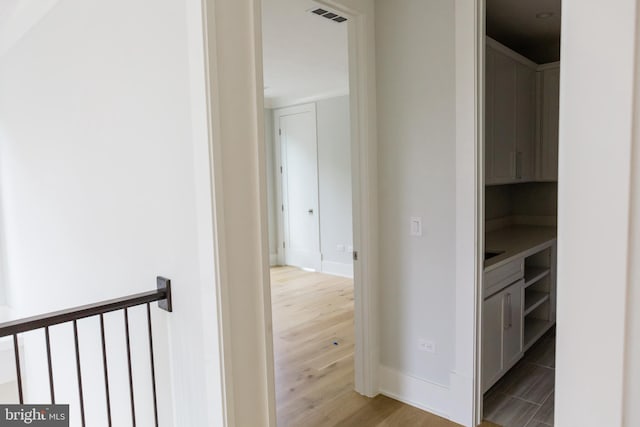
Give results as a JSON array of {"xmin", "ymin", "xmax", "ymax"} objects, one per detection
[{"xmin": 270, "ymin": 266, "xmax": 499, "ymax": 427}]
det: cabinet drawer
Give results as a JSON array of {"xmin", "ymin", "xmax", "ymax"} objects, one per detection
[{"xmin": 484, "ymin": 258, "xmax": 524, "ymax": 298}]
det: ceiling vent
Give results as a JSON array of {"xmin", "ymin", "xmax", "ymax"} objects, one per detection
[{"xmin": 310, "ymin": 8, "xmax": 348, "ymax": 23}]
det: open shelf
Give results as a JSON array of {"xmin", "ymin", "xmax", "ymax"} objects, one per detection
[
  {"xmin": 524, "ymin": 290, "xmax": 550, "ymax": 315},
  {"xmin": 524, "ymin": 317, "xmax": 554, "ymax": 351},
  {"xmin": 524, "ymin": 266, "xmax": 550, "ymax": 288}
]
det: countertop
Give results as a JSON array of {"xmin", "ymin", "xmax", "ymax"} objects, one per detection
[{"xmin": 485, "ymin": 225, "xmax": 557, "ymax": 271}]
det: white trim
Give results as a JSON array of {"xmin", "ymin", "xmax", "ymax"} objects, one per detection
[
  {"xmin": 269, "ymin": 253, "xmax": 278, "ymax": 266},
  {"xmin": 379, "ymin": 366, "xmax": 452, "ymax": 420},
  {"xmin": 272, "ymin": 0, "xmax": 380, "ymax": 396},
  {"xmin": 272, "ymin": 102, "xmax": 316, "ymax": 118},
  {"xmin": 486, "ymin": 36, "xmax": 538, "ymax": 69},
  {"xmin": 264, "ymin": 88, "xmax": 350, "ymax": 109},
  {"xmin": 455, "ymin": 0, "xmax": 483, "ymax": 426},
  {"xmin": 321, "ymin": 260, "xmax": 354, "ymax": 278},
  {"xmin": 201, "ymin": 0, "xmax": 277, "ymax": 425},
  {"xmin": 310, "ymin": 0, "xmax": 379, "ymax": 397}
]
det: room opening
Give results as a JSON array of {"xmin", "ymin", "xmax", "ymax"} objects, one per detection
[
  {"xmin": 480, "ymin": 1, "xmax": 561, "ymax": 426},
  {"xmin": 261, "ymin": 1, "xmax": 357, "ymax": 424}
]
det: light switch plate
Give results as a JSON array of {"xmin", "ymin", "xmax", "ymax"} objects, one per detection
[
  {"xmin": 418, "ymin": 338, "xmax": 436, "ymax": 353},
  {"xmin": 410, "ymin": 217, "xmax": 422, "ymax": 236}
]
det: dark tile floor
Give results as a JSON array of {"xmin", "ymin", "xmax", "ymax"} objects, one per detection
[{"xmin": 484, "ymin": 329, "xmax": 556, "ymax": 427}]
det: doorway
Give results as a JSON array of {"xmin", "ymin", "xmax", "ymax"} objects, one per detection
[
  {"xmin": 261, "ymin": 0, "xmax": 360, "ymax": 424},
  {"xmin": 479, "ymin": 0, "xmax": 561, "ymax": 425}
]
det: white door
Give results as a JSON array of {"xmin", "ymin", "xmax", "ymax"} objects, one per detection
[{"xmin": 278, "ymin": 104, "xmax": 321, "ymax": 271}]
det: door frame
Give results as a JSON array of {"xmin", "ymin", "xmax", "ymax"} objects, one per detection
[
  {"xmin": 313, "ymin": 0, "xmax": 380, "ymax": 397},
  {"xmin": 273, "ymin": 103, "xmax": 322, "ymax": 271},
  {"xmin": 476, "ymin": 2, "xmax": 486, "ymax": 423}
]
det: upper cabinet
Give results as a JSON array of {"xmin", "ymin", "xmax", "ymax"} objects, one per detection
[
  {"xmin": 485, "ymin": 38, "xmax": 559, "ymax": 185},
  {"xmin": 516, "ymin": 63, "xmax": 537, "ymax": 181},
  {"xmin": 538, "ymin": 65, "xmax": 560, "ymax": 181}
]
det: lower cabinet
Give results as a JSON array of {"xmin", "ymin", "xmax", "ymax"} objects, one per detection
[
  {"xmin": 482, "ymin": 279, "xmax": 524, "ymax": 393},
  {"xmin": 503, "ymin": 282, "xmax": 523, "ymax": 368}
]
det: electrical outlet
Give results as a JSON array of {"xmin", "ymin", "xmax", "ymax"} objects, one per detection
[{"xmin": 418, "ymin": 339, "xmax": 436, "ymax": 353}]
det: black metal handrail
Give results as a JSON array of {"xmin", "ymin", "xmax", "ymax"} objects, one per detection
[{"xmin": 0, "ymin": 276, "xmax": 172, "ymax": 427}]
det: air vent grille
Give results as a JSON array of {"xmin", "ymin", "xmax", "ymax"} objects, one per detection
[{"xmin": 310, "ymin": 8, "xmax": 348, "ymax": 23}]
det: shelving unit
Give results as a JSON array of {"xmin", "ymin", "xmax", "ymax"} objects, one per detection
[
  {"xmin": 524, "ymin": 266, "xmax": 550, "ymax": 287},
  {"xmin": 524, "ymin": 289, "xmax": 549, "ymax": 315},
  {"xmin": 522, "ymin": 246, "xmax": 556, "ymax": 350},
  {"xmin": 524, "ymin": 317, "xmax": 554, "ymax": 350}
]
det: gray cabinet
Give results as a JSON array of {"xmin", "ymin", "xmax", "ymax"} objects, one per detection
[
  {"xmin": 502, "ymin": 282, "xmax": 523, "ymax": 368},
  {"xmin": 538, "ymin": 66, "xmax": 560, "ymax": 181},
  {"xmin": 482, "ymin": 242, "xmax": 557, "ymax": 393},
  {"xmin": 482, "ymin": 278, "xmax": 524, "ymax": 392},
  {"xmin": 485, "ymin": 40, "xmax": 537, "ymax": 185},
  {"xmin": 487, "ymin": 46, "xmax": 517, "ymax": 183},
  {"xmin": 515, "ymin": 63, "xmax": 536, "ymax": 181},
  {"xmin": 482, "ymin": 289, "xmax": 504, "ymax": 391}
]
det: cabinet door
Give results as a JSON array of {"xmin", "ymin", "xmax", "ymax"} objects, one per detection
[
  {"xmin": 488, "ymin": 48, "xmax": 517, "ymax": 183},
  {"xmin": 540, "ymin": 67, "xmax": 560, "ymax": 181},
  {"xmin": 515, "ymin": 63, "xmax": 536, "ymax": 181},
  {"xmin": 485, "ymin": 47, "xmax": 496, "ymax": 184},
  {"xmin": 502, "ymin": 280, "xmax": 524, "ymax": 369},
  {"xmin": 482, "ymin": 290, "xmax": 504, "ymax": 392}
]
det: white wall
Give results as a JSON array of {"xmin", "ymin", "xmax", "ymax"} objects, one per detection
[
  {"xmin": 0, "ymin": 192, "xmax": 7, "ymax": 306},
  {"xmin": 375, "ymin": 0, "xmax": 456, "ymax": 390},
  {"xmin": 556, "ymin": 0, "xmax": 639, "ymax": 425},
  {"xmin": 0, "ymin": 0, "xmax": 221, "ymax": 425},
  {"xmin": 317, "ymin": 96, "xmax": 353, "ymax": 275},
  {"xmin": 0, "ymin": 0, "xmax": 60, "ymax": 57}
]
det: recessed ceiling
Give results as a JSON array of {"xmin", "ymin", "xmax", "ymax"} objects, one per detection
[
  {"xmin": 262, "ymin": 0, "xmax": 349, "ymax": 108},
  {"xmin": 487, "ymin": 0, "xmax": 562, "ymax": 64}
]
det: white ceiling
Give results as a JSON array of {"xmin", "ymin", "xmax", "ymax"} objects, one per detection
[
  {"xmin": 487, "ymin": 0, "xmax": 562, "ymax": 63},
  {"xmin": 262, "ymin": 0, "xmax": 349, "ymax": 108}
]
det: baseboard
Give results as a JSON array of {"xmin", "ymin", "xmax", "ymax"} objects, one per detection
[
  {"xmin": 320, "ymin": 260, "xmax": 353, "ymax": 278},
  {"xmin": 269, "ymin": 253, "xmax": 278, "ymax": 266},
  {"xmin": 379, "ymin": 365, "xmax": 452, "ymax": 421}
]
